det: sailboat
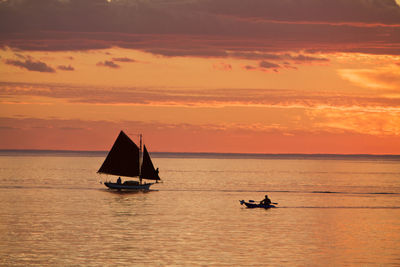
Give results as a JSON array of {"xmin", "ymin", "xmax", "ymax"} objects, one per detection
[{"xmin": 98, "ymin": 130, "xmax": 161, "ymax": 190}]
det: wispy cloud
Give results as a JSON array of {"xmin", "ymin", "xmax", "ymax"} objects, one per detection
[
  {"xmin": 213, "ymin": 62, "xmax": 232, "ymax": 71},
  {"xmin": 339, "ymin": 67, "xmax": 400, "ymax": 89},
  {"xmin": 244, "ymin": 60, "xmax": 294, "ymax": 72},
  {"xmin": 1, "ymin": 82, "xmax": 399, "ymax": 113},
  {"xmin": 309, "ymin": 108, "xmax": 400, "ymax": 136},
  {"xmin": 229, "ymin": 52, "xmax": 329, "ymax": 63},
  {"xmin": 5, "ymin": 58, "xmax": 55, "ymax": 73},
  {"xmin": 259, "ymin": 61, "xmax": 280, "ymax": 72},
  {"xmin": 112, "ymin": 57, "xmax": 136, "ymax": 63},
  {"xmin": 0, "ymin": 116, "xmax": 398, "ymax": 153},
  {"xmin": 96, "ymin": 60, "xmax": 120, "ymax": 68},
  {"xmin": 58, "ymin": 65, "xmax": 74, "ymax": 71}
]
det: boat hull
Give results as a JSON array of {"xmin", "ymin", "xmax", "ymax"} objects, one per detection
[
  {"xmin": 240, "ymin": 200, "xmax": 276, "ymax": 209},
  {"xmin": 104, "ymin": 182, "xmax": 153, "ymax": 191}
]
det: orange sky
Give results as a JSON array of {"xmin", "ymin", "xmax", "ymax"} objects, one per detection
[{"xmin": 1, "ymin": 0, "xmax": 400, "ymax": 154}]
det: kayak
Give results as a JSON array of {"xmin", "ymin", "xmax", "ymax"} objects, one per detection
[{"xmin": 239, "ymin": 200, "xmax": 276, "ymax": 209}]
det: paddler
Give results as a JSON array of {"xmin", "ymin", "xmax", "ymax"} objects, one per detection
[{"xmin": 260, "ymin": 194, "xmax": 272, "ymax": 205}]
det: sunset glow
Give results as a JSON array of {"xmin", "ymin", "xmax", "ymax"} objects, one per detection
[{"xmin": 1, "ymin": 0, "xmax": 400, "ymax": 154}]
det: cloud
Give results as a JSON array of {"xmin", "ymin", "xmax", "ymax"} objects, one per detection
[
  {"xmin": 244, "ymin": 65, "xmax": 257, "ymax": 71},
  {"xmin": 288, "ymin": 54, "xmax": 329, "ymax": 63},
  {"xmin": 339, "ymin": 67, "xmax": 400, "ymax": 89},
  {"xmin": 96, "ymin": 60, "xmax": 120, "ymax": 68},
  {"xmin": 1, "ymin": 82, "xmax": 400, "ymax": 113},
  {"xmin": 145, "ymin": 48, "xmax": 229, "ymax": 58},
  {"xmin": 213, "ymin": 62, "xmax": 232, "ymax": 71},
  {"xmin": 5, "ymin": 58, "xmax": 55, "ymax": 73},
  {"xmin": 309, "ymin": 108, "xmax": 400, "ymax": 136},
  {"xmin": 259, "ymin": 61, "xmax": 280, "ymax": 71},
  {"xmin": 229, "ymin": 52, "xmax": 329, "ymax": 63},
  {"xmin": 112, "ymin": 57, "xmax": 136, "ymax": 63},
  {"xmin": 0, "ymin": 115, "xmax": 399, "ymax": 153},
  {"xmin": 1, "ymin": 0, "xmax": 400, "ymax": 56},
  {"xmin": 58, "ymin": 65, "xmax": 74, "ymax": 71},
  {"xmin": 14, "ymin": 53, "xmax": 25, "ymax": 59},
  {"xmin": 204, "ymin": 0, "xmax": 400, "ymax": 24},
  {"xmin": 244, "ymin": 61, "xmax": 281, "ymax": 72}
]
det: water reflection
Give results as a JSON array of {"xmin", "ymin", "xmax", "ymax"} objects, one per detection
[{"xmin": 0, "ymin": 155, "xmax": 399, "ymax": 266}]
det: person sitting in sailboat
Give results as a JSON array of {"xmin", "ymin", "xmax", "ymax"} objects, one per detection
[{"xmin": 260, "ymin": 195, "xmax": 271, "ymax": 205}]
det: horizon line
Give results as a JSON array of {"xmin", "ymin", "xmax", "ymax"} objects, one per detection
[{"xmin": 0, "ymin": 149, "xmax": 399, "ymax": 157}]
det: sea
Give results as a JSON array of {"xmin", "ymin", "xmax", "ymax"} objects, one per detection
[{"xmin": 0, "ymin": 150, "xmax": 399, "ymax": 266}]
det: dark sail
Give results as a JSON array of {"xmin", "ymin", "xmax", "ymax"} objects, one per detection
[
  {"xmin": 140, "ymin": 145, "xmax": 160, "ymax": 180},
  {"xmin": 98, "ymin": 131, "xmax": 140, "ymax": 177}
]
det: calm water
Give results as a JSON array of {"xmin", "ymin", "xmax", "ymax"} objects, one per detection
[{"xmin": 0, "ymin": 152, "xmax": 399, "ymax": 266}]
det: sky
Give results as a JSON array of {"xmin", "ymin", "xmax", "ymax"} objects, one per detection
[{"xmin": 1, "ymin": 0, "xmax": 400, "ymax": 154}]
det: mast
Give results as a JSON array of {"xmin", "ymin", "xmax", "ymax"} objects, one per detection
[
  {"xmin": 139, "ymin": 134, "xmax": 143, "ymax": 184},
  {"xmin": 140, "ymin": 134, "xmax": 143, "ymax": 152}
]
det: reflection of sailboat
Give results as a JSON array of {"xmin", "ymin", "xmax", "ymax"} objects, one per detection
[{"xmin": 98, "ymin": 131, "xmax": 161, "ymax": 190}]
